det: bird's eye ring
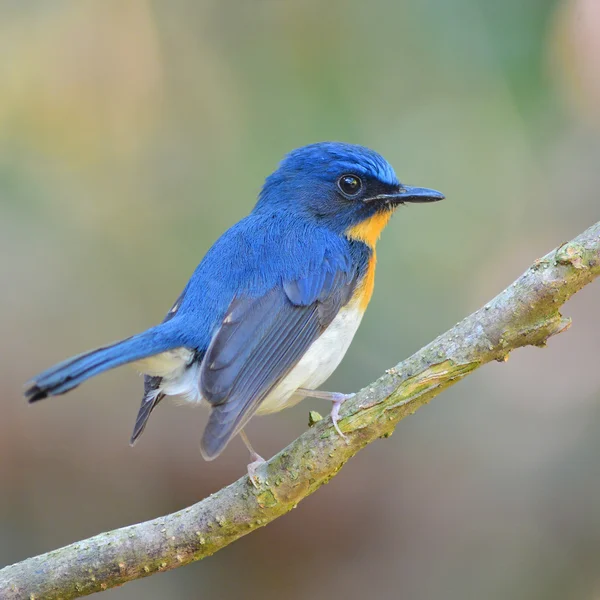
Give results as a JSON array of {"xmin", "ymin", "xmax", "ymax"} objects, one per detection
[{"xmin": 337, "ymin": 174, "xmax": 363, "ymax": 197}]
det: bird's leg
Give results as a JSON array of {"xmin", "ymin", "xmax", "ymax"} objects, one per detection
[
  {"xmin": 296, "ymin": 388, "xmax": 355, "ymax": 439},
  {"xmin": 239, "ymin": 429, "xmax": 266, "ymax": 488}
]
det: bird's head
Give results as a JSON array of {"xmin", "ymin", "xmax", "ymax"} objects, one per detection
[{"xmin": 255, "ymin": 142, "xmax": 444, "ymax": 248}]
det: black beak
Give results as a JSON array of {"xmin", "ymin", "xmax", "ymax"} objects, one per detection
[
  {"xmin": 395, "ymin": 185, "xmax": 445, "ymax": 203},
  {"xmin": 366, "ymin": 185, "xmax": 445, "ymax": 205}
]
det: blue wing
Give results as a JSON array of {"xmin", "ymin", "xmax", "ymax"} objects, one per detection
[{"xmin": 199, "ymin": 252, "xmax": 358, "ymax": 459}]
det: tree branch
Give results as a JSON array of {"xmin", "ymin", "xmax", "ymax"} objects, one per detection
[{"xmin": 2, "ymin": 222, "xmax": 599, "ymax": 600}]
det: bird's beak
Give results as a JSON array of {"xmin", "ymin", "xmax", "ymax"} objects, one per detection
[
  {"xmin": 366, "ymin": 186, "xmax": 445, "ymax": 205},
  {"xmin": 395, "ymin": 185, "xmax": 445, "ymax": 203}
]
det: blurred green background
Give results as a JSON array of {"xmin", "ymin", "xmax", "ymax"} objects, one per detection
[{"xmin": 1, "ymin": 1, "xmax": 600, "ymax": 598}]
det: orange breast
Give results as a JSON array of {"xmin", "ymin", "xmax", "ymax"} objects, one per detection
[
  {"xmin": 345, "ymin": 211, "xmax": 392, "ymax": 311},
  {"xmin": 354, "ymin": 253, "xmax": 377, "ymax": 311}
]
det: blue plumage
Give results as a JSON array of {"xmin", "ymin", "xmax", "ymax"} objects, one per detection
[
  {"xmin": 25, "ymin": 142, "xmax": 444, "ymax": 466},
  {"xmin": 26, "ymin": 322, "xmax": 182, "ymax": 401}
]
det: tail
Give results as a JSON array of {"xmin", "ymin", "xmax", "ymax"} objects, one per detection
[{"xmin": 25, "ymin": 323, "xmax": 181, "ymax": 403}]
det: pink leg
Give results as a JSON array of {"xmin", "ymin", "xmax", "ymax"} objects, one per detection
[
  {"xmin": 296, "ymin": 388, "xmax": 355, "ymax": 439},
  {"xmin": 240, "ymin": 429, "xmax": 265, "ymax": 488}
]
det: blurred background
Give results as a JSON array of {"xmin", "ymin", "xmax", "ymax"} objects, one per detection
[{"xmin": 1, "ymin": 0, "xmax": 600, "ymax": 598}]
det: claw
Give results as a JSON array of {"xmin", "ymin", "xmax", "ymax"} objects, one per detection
[
  {"xmin": 247, "ymin": 454, "xmax": 266, "ymax": 489},
  {"xmin": 330, "ymin": 394, "xmax": 354, "ymax": 440},
  {"xmin": 296, "ymin": 388, "xmax": 355, "ymax": 440}
]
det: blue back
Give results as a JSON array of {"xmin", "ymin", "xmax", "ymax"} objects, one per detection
[{"xmin": 173, "ymin": 212, "xmax": 370, "ymax": 351}]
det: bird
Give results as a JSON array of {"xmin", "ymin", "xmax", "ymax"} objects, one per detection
[{"xmin": 25, "ymin": 142, "xmax": 444, "ymax": 483}]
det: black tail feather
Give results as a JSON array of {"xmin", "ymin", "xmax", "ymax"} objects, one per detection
[{"xmin": 130, "ymin": 376, "xmax": 165, "ymax": 445}]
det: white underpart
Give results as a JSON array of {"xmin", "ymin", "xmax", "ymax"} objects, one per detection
[
  {"xmin": 135, "ymin": 348, "xmax": 193, "ymax": 378},
  {"xmin": 255, "ymin": 297, "xmax": 364, "ymax": 414},
  {"xmin": 133, "ymin": 297, "xmax": 365, "ymax": 413},
  {"xmin": 133, "ymin": 348, "xmax": 202, "ymax": 402}
]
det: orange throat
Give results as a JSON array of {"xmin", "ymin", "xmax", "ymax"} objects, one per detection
[
  {"xmin": 345, "ymin": 210, "xmax": 392, "ymax": 248},
  {"xmin": 345, "ymin": 210, "xmax": 393, "ymax": 310}
]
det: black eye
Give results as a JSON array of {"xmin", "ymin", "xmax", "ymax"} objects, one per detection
[{"xmin": 337, "ymin": 174, "xmax": 363, "ymax": 197}]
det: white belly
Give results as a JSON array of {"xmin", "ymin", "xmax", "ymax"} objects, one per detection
[
  {"xmin": 133, "ymin": 348, "xmax": 203, "ymax": 402},
  {"xmin": 135, "ymin": 298, "xmax": 364, "ymax": 414},
  {"xmin": 255, "ymin": 297, "xmax": 365, "ymax": 414}
]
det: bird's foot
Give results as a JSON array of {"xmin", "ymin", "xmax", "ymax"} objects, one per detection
[
  {"xmin": 297, "ymin": 388, "xmax": 355, "ymax": 440},
  {"xmin": 246, "ymin": 452, "xmax": 267, "ymax": 489},
  {"xmin": 330, "ymin": 394, "xmax": 353, "ymax": 439}
]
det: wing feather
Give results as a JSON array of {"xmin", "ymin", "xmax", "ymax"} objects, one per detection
[{"xmin": 199, "ymin": 256, "xmax": 358, "ymax": 459}]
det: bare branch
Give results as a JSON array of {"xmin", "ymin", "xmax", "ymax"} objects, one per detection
[{"xmin": 2, "ymin": 222, "xmax": 599, "ymax": 600}]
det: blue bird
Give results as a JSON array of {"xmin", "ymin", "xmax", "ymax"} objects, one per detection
[{"xmin": 25, "ymin": 142, "xmax": 444, "ymax": 482}]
